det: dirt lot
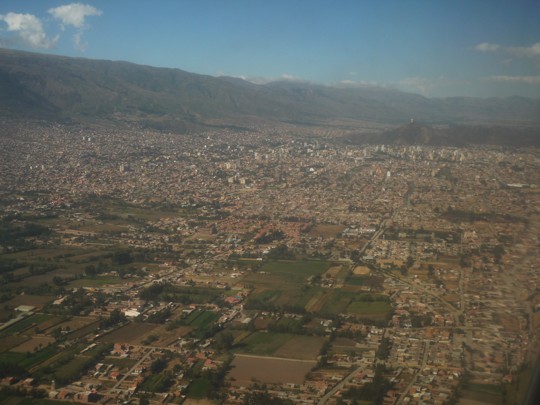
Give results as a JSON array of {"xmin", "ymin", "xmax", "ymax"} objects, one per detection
[
  {"xmin": 228, "ymin": 355, "xmax": 316, "ymax": 387},
  {"xmin": 353, "ymin": 266, "xmax": 371, "ymax": 275}
]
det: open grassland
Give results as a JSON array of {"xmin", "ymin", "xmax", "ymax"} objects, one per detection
[{"xmin": 228, "ymin": 355, "xmax": 316, "ymax": 387}]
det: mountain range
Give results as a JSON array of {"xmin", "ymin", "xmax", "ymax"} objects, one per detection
[{"xmin": 1, "ymin": 48, "xmax": 540, "ymax": 139}]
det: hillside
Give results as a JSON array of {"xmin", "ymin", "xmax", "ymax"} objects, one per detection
[
  {"xmin": 1, "ymin": 48, "xmax": 540, "ymax": 131},
  {"xmin": 345, "ymin": 121, "xmax": 540, "ymax": 147}
]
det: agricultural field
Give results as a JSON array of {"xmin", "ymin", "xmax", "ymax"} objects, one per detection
[
  {"xmin": 235, "ymin": 332, "xmax": 324, "ymax": 360},
  {"xmin": 0, "ymin": 313, "xmax": 59, "ymax": 336},
  {"xmin": 228, "ymin": 355, "xmax": 316, "ymax": 387},
  {"xmin": 98, "ymin": 322, "xmax": 158, "ymax": 344},
  {"xmin": 244, "ymin": 260, "xmax": 329, "ymax": 286},
  {"xmin": 346, "ymin": 300, "xmax": 392, "ymax": 317},
  {"xmin": 11, "ymin": 336, "xmax": 55, "ymax": 353}
]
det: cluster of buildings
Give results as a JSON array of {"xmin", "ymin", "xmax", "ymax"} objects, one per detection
[{"xmin": 0, "ymin": 120, "xmax": 539, "ymax": 404}]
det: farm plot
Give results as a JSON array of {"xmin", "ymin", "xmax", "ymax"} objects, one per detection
[
  {"xmin": 346, "ymin": 300, "xmax": 392, "ymax": 319},
  {"xmin": 11, "ymin": 336, "xmax": 55, "ymax": 353},
  {"xmin": 98, "ymin": 322, "xmax": 159, "ymax": 344},
  {"xmin": 0, "ymin": 335, "xmax": 29, "ymax": 352},
  {"xmin": 228, "ymin": 355, "xmax": 316, "ymax": 387},
  {"xmin": 236, "ymin": 332, "xmax": 324, "ymax": 360},
  {"xmin": 0, "ymin": 313, "xmax": 57, "ymax": 336}
]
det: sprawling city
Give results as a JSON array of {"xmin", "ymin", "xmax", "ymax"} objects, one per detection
[{"xmin": 1, "ymin": 118, "xmax": 538, "ymax": 405}]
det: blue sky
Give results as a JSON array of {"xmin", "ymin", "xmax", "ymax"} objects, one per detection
[{"xmin": 1, "ymin": 1, "xmax": 540, "ymax": 97}]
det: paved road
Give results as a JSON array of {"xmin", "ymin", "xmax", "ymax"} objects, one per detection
[
  {"xmin": 110, "ymin": 347, "xmax": 155, "ymax": 393},
  {"xmin": 317, "ymin": 364, "xmax": 364, "ymax": 405},
  {"xmin": 396, "ymin": 341, "xmax": 429, "ymax": 405}
]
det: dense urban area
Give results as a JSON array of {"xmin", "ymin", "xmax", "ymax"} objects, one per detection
[{"xmin": 0, "ymin": 120, "xmax": 539, "ymax": 405}]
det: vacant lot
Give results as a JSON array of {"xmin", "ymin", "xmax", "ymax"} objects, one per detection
[{"xmin": 228, "ymin": 355, "xmax": 316, "ymax": 387}]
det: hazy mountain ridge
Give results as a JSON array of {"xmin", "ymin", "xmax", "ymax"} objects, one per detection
[
  {"xmin": 345, "ymin": 122, "xmax": 540, "ymax": 147},
  {"xmin": 1, "ymin": 48, "xmax": 540, "ymax": 131}
]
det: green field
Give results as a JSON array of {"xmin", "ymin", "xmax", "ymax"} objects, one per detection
[
  {"xmin": 462, "ymin": 383, "xmax": 503, "ymax": 404},
  {"xmin": 260, "ymin": 260, "xmax": 330, "ymax": 284},
  {"xmin": 346, "ymin": 275, "xmax": 367, "ymax": 286},
  {"xmin": 184, "ymin": 310, "xmax": 219, "ymax": 339},
  {"xmin": 236, "ymin": 332, "xmax": 324, "ymax": 360},
  {"xmin": 0, "ymin": 344, "xmax": 58, "ymax": 369},
  {"xmin": 0, "ymin": 314, "xmax": 55, "ymax": 336},
  {"xmin": 187, "ymin": 378, "xmax": 212, "ymax": 399},
  {"xmin": 69, "ymin": 276, "xmax": 123, "ymax": 287},
  {"xmin": 346, "ymin": 300, "xmax": 392, "ymax": 315},
  {"xmin": 236, "ymin": 332, "xmax": 293, "ymax": 356},
  {"xmin": 53, "ymin": 355, "xmax": 93, "ymax": 383}
]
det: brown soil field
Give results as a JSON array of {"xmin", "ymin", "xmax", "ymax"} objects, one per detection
[
  {"xmin": 228, "ymin": 355, "xmax": 316, "ymax": 387},
  {"xmin": 353, "ymin": 266, "xmax": 371, "ymax": 275},
  {"xmin": 324, "ymin": 265, "xmax": 343, "ymax": 278},
  {"xmin": 273, "ymin": 335, "xmax": 325, "ymax": 360},
  {"xmin": 5, "ymin": 295, "xmax": 53, "ymax": 309},
  {"xmin": 309, "ymin": 224, "xmax": 345, "ymax": 239},
  {"xmin": 253, "ymin": 318, "xmax": 273, "ymax": 330},
  {"xmin": 32, "ymin": 316, "xmax": 64, "ymax": 334},
  {"xmin": 0, "ymin": 335, "xmax": 29, "ymax": 352},
  {"xmin": 98, "ymin": 322, "xmax": 159, "ymax": 344},
  {"xmin": 67, "ymin": 320, "xmax": 100, "ymax": 339},
  {"xmin": 182, "ymin": 399, "xmax": 219, "ymax": 405},
  {"xmin": 145, "ymin": 325, "xmax": 192, "ymax": 346},
  {"xmin": 11, "ymin": 336, "xmax": 55, "ymax": 353},
  {"xmin": 304, "ymin": 291, "xmax": 325, "ymax": 313},
  {"xmin": 44, "ymin": 316, "xmax": 97, "ymax": 335},
  {"xmin": 332, "ymin": 338, "xmax": 358, "ymax": 348}
]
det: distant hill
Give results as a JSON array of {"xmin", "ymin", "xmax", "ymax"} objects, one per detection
[
  {"xmin": 345, "ymin": 122, "xmax": 540, "ymax": 147},
  {"xmin": 1, "ymin": 48, "xmax": 540, "ymax": 132}
]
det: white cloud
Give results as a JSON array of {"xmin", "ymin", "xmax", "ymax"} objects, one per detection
[
  {"xmin": 507, "ymin": 43, "xmax": 540, "ymax": 59},
  {"xmin": 48, "ymin": 3, "xmax": 102, "ymax": 51},
  {"xmin": 487, "ymin": 75, "xmax": 540, "ymax": 84},
  {"xmin": 0, "ymin": 12, "xmax": 57, "ymax": 48},
  {"xmin": 48, "ymin": 3, "xmax": 102, "ymax": 29},
  {"xmin": 336, "ymin": 79, "xmax": 382, "ymax": 88},
  {"xmin": 73, "ymin": 31, "xmax": 86, "ymax": 51},
  {"xmin": 475, "ymin": 41, "xmax": 540, "ymax": 59},
  {"xmin": 475, "ymin": 42, "xmax": 500, "ymax": 52}
]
